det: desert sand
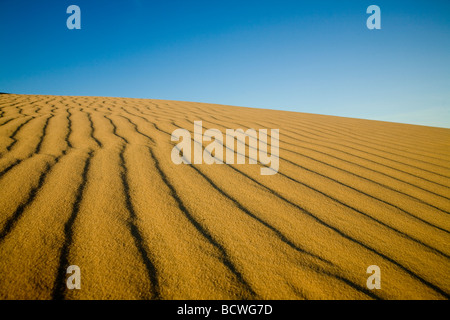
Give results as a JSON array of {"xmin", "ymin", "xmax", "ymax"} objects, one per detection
[{"xmin": 0, "ymin": 93, "xmax": 449, "ymax": 300}]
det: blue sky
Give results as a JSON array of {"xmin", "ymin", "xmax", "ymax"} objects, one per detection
[{"xmin": 1, "ymin": 0, "xmax": 449, "ymax": 127}]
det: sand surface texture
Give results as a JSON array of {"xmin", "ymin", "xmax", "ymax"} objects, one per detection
[{"xmin": 0, "ymin": 94, "xmax": 449, "ymax": 299}]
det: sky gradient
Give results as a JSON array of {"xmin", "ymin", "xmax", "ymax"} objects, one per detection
[{"xmin": 1, "ymin": 0, "xmax": 449, "ymax": 127}]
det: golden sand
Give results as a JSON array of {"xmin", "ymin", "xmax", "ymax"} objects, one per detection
[{"xmin": 0, "ymin": 94, "xmax": 449, "ymax": 299}]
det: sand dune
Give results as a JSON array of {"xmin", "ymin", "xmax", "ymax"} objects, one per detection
[{"xmin": 0, "ymin": 93, "xmax": 449, "ymax": 300}]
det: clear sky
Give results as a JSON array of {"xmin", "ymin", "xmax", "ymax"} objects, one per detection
[{"xmin": 1, "ymin": 0, "xmax": 449, "ymax": 128}]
